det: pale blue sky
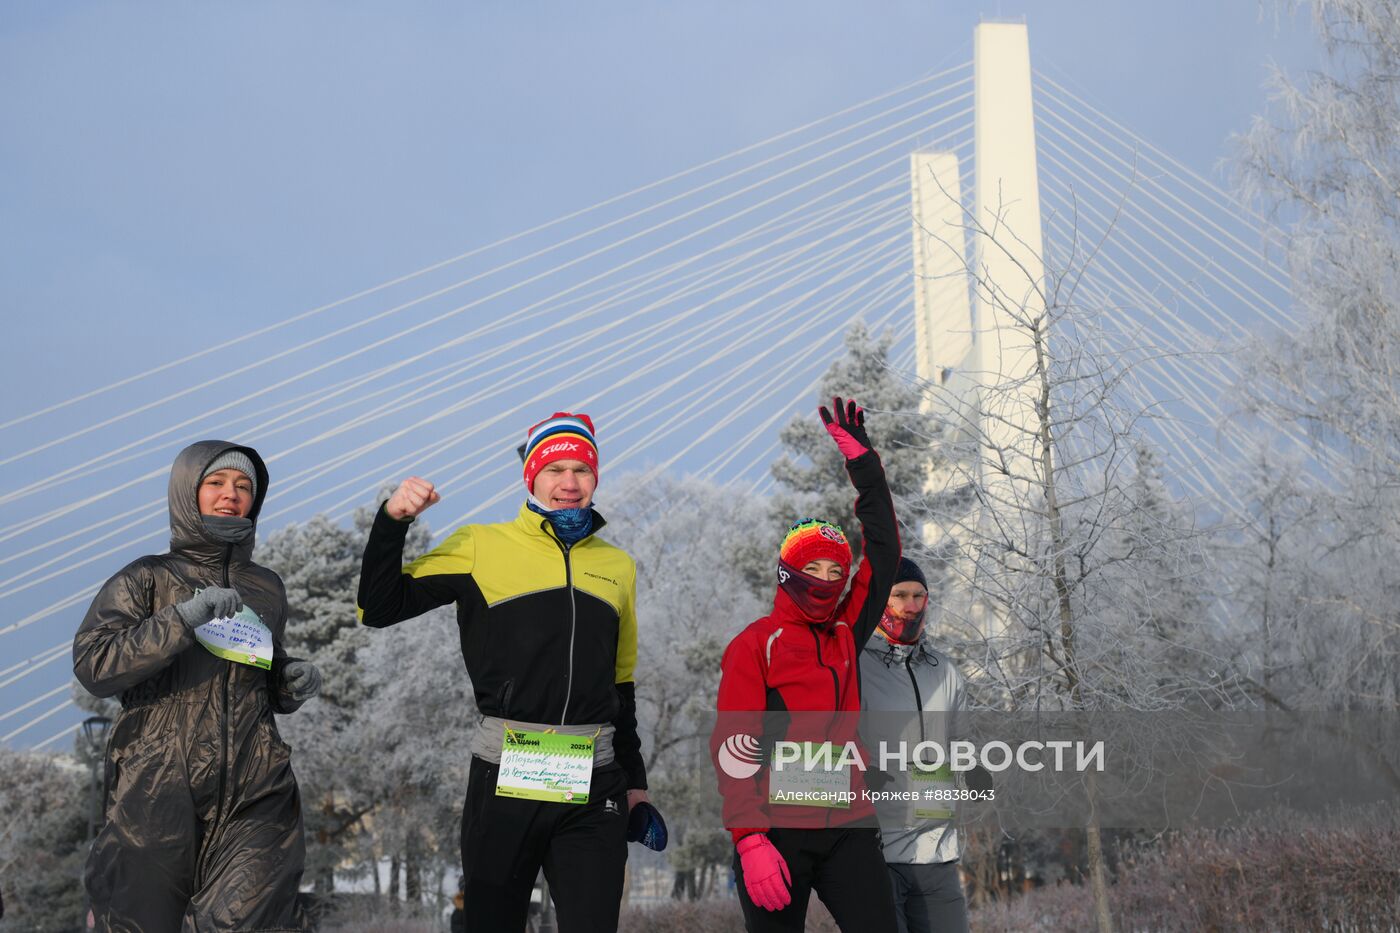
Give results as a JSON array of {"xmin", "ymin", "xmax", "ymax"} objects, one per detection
[
  {"xmin": 0, "ymin": 2, "xmax": 1320, "ymax": 743},
  {"xmin": 1, "ymin": 2, "xmax": 1316, "ymax": 413}
]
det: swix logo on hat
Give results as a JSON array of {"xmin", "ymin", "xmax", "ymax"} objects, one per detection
[{"xmin": 523, "ymin": 412, "xmax": 599, "ymax": 491}]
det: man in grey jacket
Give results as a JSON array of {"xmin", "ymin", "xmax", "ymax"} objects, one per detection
[{"xmin": 859, "ymin": 558, "xmax": 969, "ymax": 933}]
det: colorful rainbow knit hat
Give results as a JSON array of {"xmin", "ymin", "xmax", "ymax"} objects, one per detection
[
  {"xmin": 779, "ymin": 518, "xmax": 851, "ymax": 576},
  {"xmin": 522, "ymin": 412, "xmax": 598, "ymax": 491}
]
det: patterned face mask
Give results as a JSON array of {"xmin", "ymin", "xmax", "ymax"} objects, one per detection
[
  {"xmin": 777, "ymin": 558, "xmax": 844, "ymax": 622},
  {"xmin": 527, "ymin": 496, "xmax": 594, "ymax": 546},
  {"xmin": 877, "ymin": 607, "xmax": 926, "ymax": 645}
]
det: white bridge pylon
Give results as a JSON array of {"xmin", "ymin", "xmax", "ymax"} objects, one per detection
[
  {"xmin": 913, "ymin": 21, "xmax": 1046, "ymax": 497},
  {"xmin": 911, "ymin": 22, "xmax": 1050, "ymax": 638}
]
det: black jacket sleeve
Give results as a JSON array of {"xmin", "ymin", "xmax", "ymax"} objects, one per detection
[
  {"xmin": 357, "ymin": 503, "xmax": 469, "ymax": 627},
  {"xmin": 611, "ymin": 681, "xmax": 647, "ymax": 790},
  {"xmin": 845, "ymin": 449, "xmax": 902, "ymax": 648}
]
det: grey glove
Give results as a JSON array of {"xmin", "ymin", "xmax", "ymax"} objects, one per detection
[
  {"xmin": 174, "ymin": 586, "xmax": 243, "ymax": 629},
  {"xmin": 282, "ymin": 660, "xmax": 322, "ymax": 702}
]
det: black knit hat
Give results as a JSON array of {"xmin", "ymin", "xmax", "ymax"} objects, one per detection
[{"xmin": 893, "ymin": 557, "xmax": 927, "ymax": 589}]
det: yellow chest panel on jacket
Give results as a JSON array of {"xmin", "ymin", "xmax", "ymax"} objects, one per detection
[{"xmin": 411, "ymin": 518, "xmax": 633, "ymax": 617}]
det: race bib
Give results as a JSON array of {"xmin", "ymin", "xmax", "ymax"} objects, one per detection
[
  {"xmin": 194, "ymin": 598, "xmax": 274, "ymax": 670},
  {"xmin": 495, "ymin": 726, "xmax": 594, "ymax": 804},
  {"xmin": 911, "ymin": 762, "xmax": 956, "ymax": 820},
  {"xmin": 769, "ymin": 741, "xmax": 852, "ymax": 809}
]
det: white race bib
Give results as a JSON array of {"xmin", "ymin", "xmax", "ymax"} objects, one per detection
[
  {"xmin": 769, "ymin": 741, "xmax": 852, "ymax": 809},
  {"xmin": 911, "ymin": 763, "xmax": 957, "ymax": 820},
  {"xmin": 194, "ymin": 598, "xmax": 274, "ymax": 670}
]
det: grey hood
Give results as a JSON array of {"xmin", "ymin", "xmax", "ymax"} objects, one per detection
[{"xmin": 167, "ymin": 439, "xmax": 270, "ymax": 564}]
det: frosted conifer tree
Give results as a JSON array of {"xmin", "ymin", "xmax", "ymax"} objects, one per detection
[{"xmin": 736, "ymin": 321, "xmax": 945, "ymax": 598}]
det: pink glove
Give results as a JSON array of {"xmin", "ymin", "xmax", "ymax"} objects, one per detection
[
  {"xmin": 819, "ymin": 396, "xmax": 870, "ymax": 460},
  {"xmin": 737, "ymin": 833, "xmax": 792, "ymax": 912}
]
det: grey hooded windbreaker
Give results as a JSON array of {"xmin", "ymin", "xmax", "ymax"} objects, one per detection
[
  {"xmin": 860, "ymin": 638, "xmax": 965, "ymax": 864},
  {"xmin": 73, "ymin": 440, "xmax": 308, "ymax": 933}
]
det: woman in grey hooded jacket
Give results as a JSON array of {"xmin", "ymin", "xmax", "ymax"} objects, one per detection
[{"xmin": 73, "ymin": 440, "xmax": 321, "ymax": 932}]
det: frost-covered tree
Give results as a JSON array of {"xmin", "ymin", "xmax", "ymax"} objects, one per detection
[
  {"xmin": 0, "ymin": 748, "xmax": 87, "ymax": 932},
  {"xmin": 1235, "ymin": 0, "xmax": 1400, "ymax": 467},
  {"xmin": 909, "ymin": 208, "xmax": 1224, "ymax": 715},
  {"xmin": 1092, "ymin": 444, "xmax": 1216, "ymax": 702},
  {"xmin": 260, "ymin": 493, "xmax": 449, "ymax": 895},
  {"xmin": 902, "ymin": 188, "xmax": 1228, "ymax": 933},
  {"xmin": 736, "ymin": 321, "xmax": 944, "ymax": 598},
  {"xmin": 354, "ymin": 603, "xmax": 474, "ymax": 910},
  {"xmin": 603, "ymin": 473, "xmax": 766, "ymax": 899},
  {"xmin": 1221, "ymin": 441, "xmax": 1315, "ymax": 700},
  {"xmin": 1232, "ymin": 0, "xmax": 1400, "ymax": 712},
  {"xmin": 261, "ymin": 510, "xmax": 374, "ymax": 891},
  {"xmin": 261, "ymin": 494, "xmax": 433, "ymax": 708}
]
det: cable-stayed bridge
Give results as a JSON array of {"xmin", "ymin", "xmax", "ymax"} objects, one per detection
[{"xmin": 0, "ymin": 24, "xmax": 1302, "ymax": 750}]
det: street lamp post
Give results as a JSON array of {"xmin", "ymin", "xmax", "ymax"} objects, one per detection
[{"xmin": 80, "ymin": 715, "xmax": 112, "ymax": 930}]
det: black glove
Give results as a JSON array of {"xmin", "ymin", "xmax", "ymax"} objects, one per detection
[
  {"xmin": 174, "ymin": 587, "xmax": 242, "ymax": 629},
  {"xmin": 964, "ymin": 764, "xmax": 994, "ymax": 793},
  {"xmin": 281, "ymin": 661, "xmax": 322, "ymax": 702},
  {"xmin": 865, "ymin": 763, "xmax": 895, "ymax": 792}
]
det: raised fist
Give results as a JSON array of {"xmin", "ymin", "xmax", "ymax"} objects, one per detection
[{"xmin": 385, "ymin": 476, "xmax": 441, "ymax": 521}]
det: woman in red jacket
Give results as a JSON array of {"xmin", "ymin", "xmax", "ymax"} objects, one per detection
[{"xmin": 714, "ymin": 397, "xmax": 901, "ymax": 933}]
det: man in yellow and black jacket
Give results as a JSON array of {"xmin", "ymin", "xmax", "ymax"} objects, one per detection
[{"xmin": 357, "ymin": 412, "xmax": 647, "ymax": 933}]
